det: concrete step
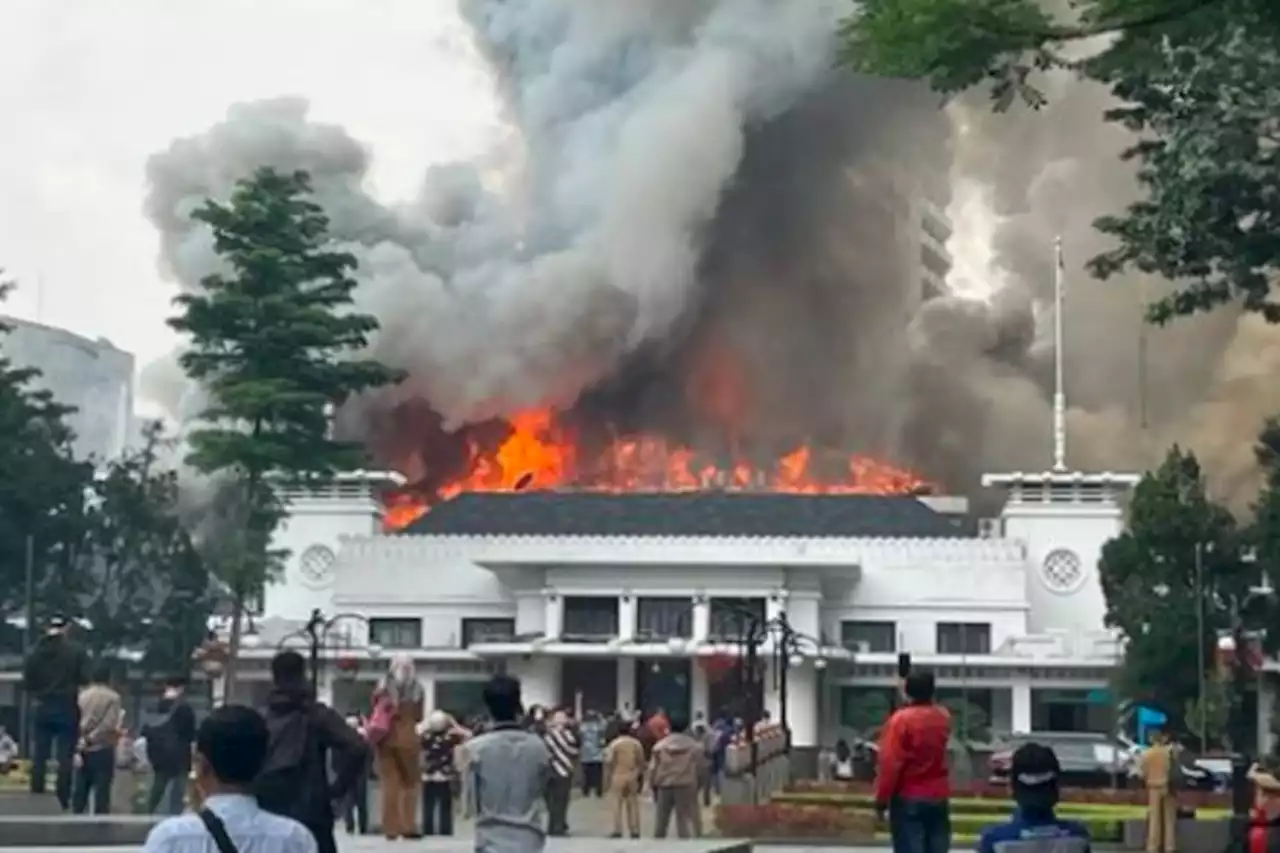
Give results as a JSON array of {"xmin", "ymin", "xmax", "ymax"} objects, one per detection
[
  {"xmin": 0, "ymin": 791, "xmax": 63, "ymax": 816},
  {"xmin": 0, "ymin": 815, "xmax": 158, "ymax": 847}
]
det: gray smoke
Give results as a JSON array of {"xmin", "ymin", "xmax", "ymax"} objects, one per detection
[{"xmin": 139, "ymin": 0, "xmax": 1280, "ymax": 505}]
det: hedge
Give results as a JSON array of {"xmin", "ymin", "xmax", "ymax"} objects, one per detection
[
  {"xmin": 788, "ymin": 778, "xmax": 1231, "ymax": 809},
  {"xmin": 714, "ymin": 804, "xmax": 877, "ymax": 840}
]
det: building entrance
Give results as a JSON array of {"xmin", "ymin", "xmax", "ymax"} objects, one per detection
[
  {"xmin": 560, "ymin": 658, "xmax": 617, "ymax": 715},
  {"xmin": 635, "ymin": 658, "xmax": 691, "ymax": 720}
]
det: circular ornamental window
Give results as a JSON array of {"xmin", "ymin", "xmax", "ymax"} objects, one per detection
[
  {"xmin": 298, "ymin": 544, "xmax": 337, "ymax": 587},
  {"xmin": 1041, "ymin": 548, "xmax": 1085, "ymax": 594}
]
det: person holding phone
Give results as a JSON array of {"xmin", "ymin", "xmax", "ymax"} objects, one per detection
[{"xmin": 875, "ymin": 670, "xmax": 952, "ymax": 853}]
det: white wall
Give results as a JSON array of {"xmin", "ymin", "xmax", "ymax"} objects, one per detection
[
  {"xmin": 1003, "ymin": 504, "xmax": 1124, "ymax": 636},
  {"xmin": 822, "ymin": 559, "xmax": 1029, "ymax": 653}
]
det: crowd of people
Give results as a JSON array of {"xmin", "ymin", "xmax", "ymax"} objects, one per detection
[
  {"xmin": 21, "ymin": 615, "xmax": 1280, "ymax": 853},
  {"xmin": 13, "ymin": 616, "xmax": 753, "ymax": 852}
]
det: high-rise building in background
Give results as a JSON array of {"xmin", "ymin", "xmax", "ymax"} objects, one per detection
[{"xmin": 1, "ymin": 317, "xmax": 135, "ymax": 461}]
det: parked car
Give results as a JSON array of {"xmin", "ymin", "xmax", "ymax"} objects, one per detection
[{"xmin": 989, "ymin": 732, "xmax": 1134, "ymax": 786}]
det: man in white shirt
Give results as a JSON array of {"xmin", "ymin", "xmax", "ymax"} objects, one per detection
[{"xmin": 143, "ymin": 705, "xmax": 316, "ymax": 853}]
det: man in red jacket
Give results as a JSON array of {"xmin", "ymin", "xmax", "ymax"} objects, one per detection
[{"xmin": 875, "ymin": 671, "xmax": 952, "ymax": 853}]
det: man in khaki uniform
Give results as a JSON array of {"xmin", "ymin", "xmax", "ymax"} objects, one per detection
[
  {"xmin": 1138, "ymin": 729, "xmax": 1177, "ymax": 853},
  {"xmin": 604, "ymin": 724, "xmax": 646, "ymax": 839}
]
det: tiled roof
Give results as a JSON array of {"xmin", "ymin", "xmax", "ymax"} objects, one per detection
[{"xmin": 398, "ymin": 491, "xmax": 965, "ymax": 539}]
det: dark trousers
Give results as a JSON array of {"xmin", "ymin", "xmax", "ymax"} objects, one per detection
[
  {"xmin": 30, "ymin": 699, "xmax": 78, "ymax": 809},
  {"xmin": 890, "ymin": 797, "xmax": 951, "ymax": 853},
  {"xmin": 545, "ymin": 774, "xmax": 572, "ymax": 836},
  {"xmin": 421, "ymin": 780, "xmax": 454, "ymax": 836},
  {"xmin": 581, "ymin": 762, "xmax": 603, "ymax": 797},
  {"xmin": 71, "ymin": 748, "xmax": 114, "ymax": 815},
  {"xmin": 148, "ymin": 771, "xmax": 188, "ymax": 815},
  {"xmin": 304, "ymin": 823, "xmax": 338, "ymax": 853},
  {"xmin": 343, "ymin": 775, "xmax": 369, "ymax": 834}
]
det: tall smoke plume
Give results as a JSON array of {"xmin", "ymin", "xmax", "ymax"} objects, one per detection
[{"xmin": 140, "ymin": 0, "xmax": 1280, "ymax": 507}]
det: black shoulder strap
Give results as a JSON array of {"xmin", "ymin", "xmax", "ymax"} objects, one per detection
[{"xmin": 197, "ymin": 808, "xmax": 239, "ymax": 853}]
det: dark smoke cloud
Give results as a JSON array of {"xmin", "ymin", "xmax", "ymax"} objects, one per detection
[{"xmin": 139, "ymin": 1, "xmax": 1280, "ymax": 507}]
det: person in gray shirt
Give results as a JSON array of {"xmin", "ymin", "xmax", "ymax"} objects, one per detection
[{"xmin": 468, "ymin": 675, "xmax": 551, "ymax": 853}]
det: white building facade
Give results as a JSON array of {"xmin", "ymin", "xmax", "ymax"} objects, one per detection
[{"xmin": 230, "ymin": 465, "xmax": 1280, "ymax": 767}]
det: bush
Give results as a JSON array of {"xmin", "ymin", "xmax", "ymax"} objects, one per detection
[
  {"xmin": 776, "ymin": 791, "xmax": 1146, "ymax": 815},
  {"xmin": 787, "ymin": 779, "xmax": 1230, "ymax": 809},
  {"xmin": 714, "ymin": 803, "xmax": 877, "ymax": 840}
]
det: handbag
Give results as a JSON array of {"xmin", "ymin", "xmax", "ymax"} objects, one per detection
[{"xmin": 365, "ymin": 694, "xmax": 394, "ymax": 745}]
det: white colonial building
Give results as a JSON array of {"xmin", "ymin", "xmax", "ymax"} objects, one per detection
[{"xmin": 224, "ymin": 462, "xmax": 1280, "ymax": 766}]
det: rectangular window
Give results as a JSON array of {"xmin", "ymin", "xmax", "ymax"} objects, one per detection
[
  {"xmin": 461, "ymin": 618, "xmax": 516, "ymax": 647},
  {"xmin": 708, "ymin": 597, "xmax": 766, "ymax": 641},
  {"xmin": 936, "ymin": 622, "xmax": 991, "ymax": 655},
  {"xmin": 368, "ymin": 617, "xmax": 422, "ymax": 650},
  {"xmin": 840, "ymin": 620, "xmax": 896, "ymax": 653},
  {"xmin": 561, "ymin": 596, "xmax": 619, "ymax": 641},
  {"xmin": 635, "ymin": 597, "xmax": 692, "ymax": 641}
]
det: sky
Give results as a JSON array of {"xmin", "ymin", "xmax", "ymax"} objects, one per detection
[{"xmin": 0, "ymin": 0, "xmax": 497, "ymax": 410}]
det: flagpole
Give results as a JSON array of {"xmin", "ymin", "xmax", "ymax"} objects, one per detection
[{"xmin": 1052, "ymin": 236, "xmax": 1067, "ymax": 472}]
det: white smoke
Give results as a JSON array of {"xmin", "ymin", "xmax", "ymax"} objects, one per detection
[{"xmin": 145, "ymin": 0, "xmax": 847, "ymax": 428}]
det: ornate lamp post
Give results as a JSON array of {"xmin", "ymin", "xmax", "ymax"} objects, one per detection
[
  {"xmin": 278, "ymin": 608, "xmax": 381, "ymax": 693},
  {"xmin": 713, "ymin": 599, "xmax": 825, "ymax": 802}
]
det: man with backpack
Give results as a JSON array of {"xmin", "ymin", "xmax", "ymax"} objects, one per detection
[
  {"xmin": 255, "ymin": 650, "xmax": 367, "ymax": 853},
  {"xmin": 143, "ymin": 675, "xmax": 198, "ymax": 815}
]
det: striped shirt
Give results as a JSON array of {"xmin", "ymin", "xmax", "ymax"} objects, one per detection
[{"xmin": 543, "ymin": 726, "xmax": 579, "ymax": 779}]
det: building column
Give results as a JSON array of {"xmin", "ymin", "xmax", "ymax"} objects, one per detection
[
  {"xmin": 786, "ymin": 665, "xmax": 820, "ymax": 747},
  {"xmin": 692, "ymin": 596, "xmax": 710, "ymax": 645},
  {"xmin": 1011, "ymin": 681, "xmax": 1032, "ymax": 734},
  {"xmin": 616, "ymin": 658, "xmax": 636, "ymax": 714},
  {"xmin": 1259, "ymin": 675, "xmax": 1275, "ymax": 755},
  {"xmin": 510, "ymin": 656, "xmax": 558, "ymax": 710},
  {"xmin": 691, "ymin": 657, "xmax": 709, "ymax": 723},
  {"xmin": 619, "ymin": 596, "xmax": 635, "ymax": 643},
  {"xmin": 544, "ymin": 590, "xmax": 562, "ymax": 640},
  {"xmin": 316, "ymin": 667, "xmax": 335, "ymax": 708}
]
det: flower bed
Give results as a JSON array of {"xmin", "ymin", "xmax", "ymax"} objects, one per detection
[
  {"xmin": 714, "ymin": 803, "xmax": 877, "ymax": 840},
  {"xmin": 717, "ymin": 802, "xmax": 1126, "ymax": 842},
  {"xmin": 788, "ymin": 778, "xmax": 1231, "ymax": 809}
]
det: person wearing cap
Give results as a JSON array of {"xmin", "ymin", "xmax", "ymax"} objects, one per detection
[
  {"xmin": 21, "ymin": 615, "xmax": 89, "ymax": 810},
  {"xmin": 875, "ymin": 670, "xmax": 952, "ymax": 853},
  {"xmin": 1246, "ymin": 756, "xmax": 1280, "ymax": 853},
  {"xmin": 977, "ymin": 743, "xmax": 1091, "ymax": 853}
]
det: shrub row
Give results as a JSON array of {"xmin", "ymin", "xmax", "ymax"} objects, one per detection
[
  {"xmin": 776, "ymin": 791, "xmax": 1148, "ymax": 816},
  {"xmin": 714, "ymin": 804, "xmax": 877, "ymax": 840},
  {"xmin": 714, "ymin": 803, "xmax": 1129, "ymax": 842},
  {"xmin": 789, "ymin": 778, "xmax": 1231, "ymax": 809}
]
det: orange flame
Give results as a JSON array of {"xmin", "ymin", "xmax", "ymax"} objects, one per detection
[{"xmin": 381, "ymin": 408, "xmax": 931, "ymax": 531}]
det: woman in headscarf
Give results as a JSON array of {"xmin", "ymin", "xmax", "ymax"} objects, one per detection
[{"xmin": 372, "ymin": 654, "xmax": 424, "ymax": 839}]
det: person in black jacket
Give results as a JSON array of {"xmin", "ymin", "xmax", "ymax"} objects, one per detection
[
  {"xmin": 143, "ymin": 675, "xmax": 198, "ymax": 815},
  {"xmin": 22, "ymin": 616, "xmax": 88, "ymax": 810},
  {"xmin": 255, "ymin": 651, "xmax": 367, "ymax": 853}
]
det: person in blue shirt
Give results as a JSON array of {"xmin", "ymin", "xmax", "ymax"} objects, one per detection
[{"xmin": 977, "ymin": 742, "xmax": 1091, "ymax": 853}]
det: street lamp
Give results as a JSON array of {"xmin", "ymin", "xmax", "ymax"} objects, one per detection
[
  {"xmin": 714, "ymin": 599, "xmax": 825, "ymax": 801},
  {"xmin": 278, "ymin": 608, "xmax": 379, "ymax": 694}
]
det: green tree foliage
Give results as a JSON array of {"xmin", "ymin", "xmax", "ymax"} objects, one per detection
[
  {"xmin": 841, "ymin": 688, "xmax": 894, "ymax": 737},
  {"xmin": 73, "ymin": 421, "xmax": 213, "ymax": 673},
  {"xmin": 169, "ymin": 168, "xmax": 403, "ymax": 696},
  {"xmin": 1098, "ymin": 446, "xmax": 1273, "ymax": 741},
  {"xmin": 0, "ymin": 273, "xmax": 94, "ymax": 647},
  {"xmin": 839, "ymin": 0, "xmax": 1280, "ymax": 323},
  {"xmin": 940, "ymin": 695, "xmax": 990, "ymax": 742}
]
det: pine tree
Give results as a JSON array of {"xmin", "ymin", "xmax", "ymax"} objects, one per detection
[{"xmin": 169, "ymin": 169, "xmax": 403, "ymax": 697}]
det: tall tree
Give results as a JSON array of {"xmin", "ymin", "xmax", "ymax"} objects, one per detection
[
  {"xmin": 1098, "ymin": 446, "xmax": 1272, "ymax": 743},
  {"xmin": 0, "ymin": 272, "xmax": 94, "ymax": 650},
  {"xmin": 838, "ymin": 1, "xmax": 1280, "ymax": 324},
  {"xmin": 170, "ymin": 168, "xmax": 403, "ymax": 697},
  {"xmin": 73, "ymin": 421, "xmax": 213, "ymax": 673}
]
